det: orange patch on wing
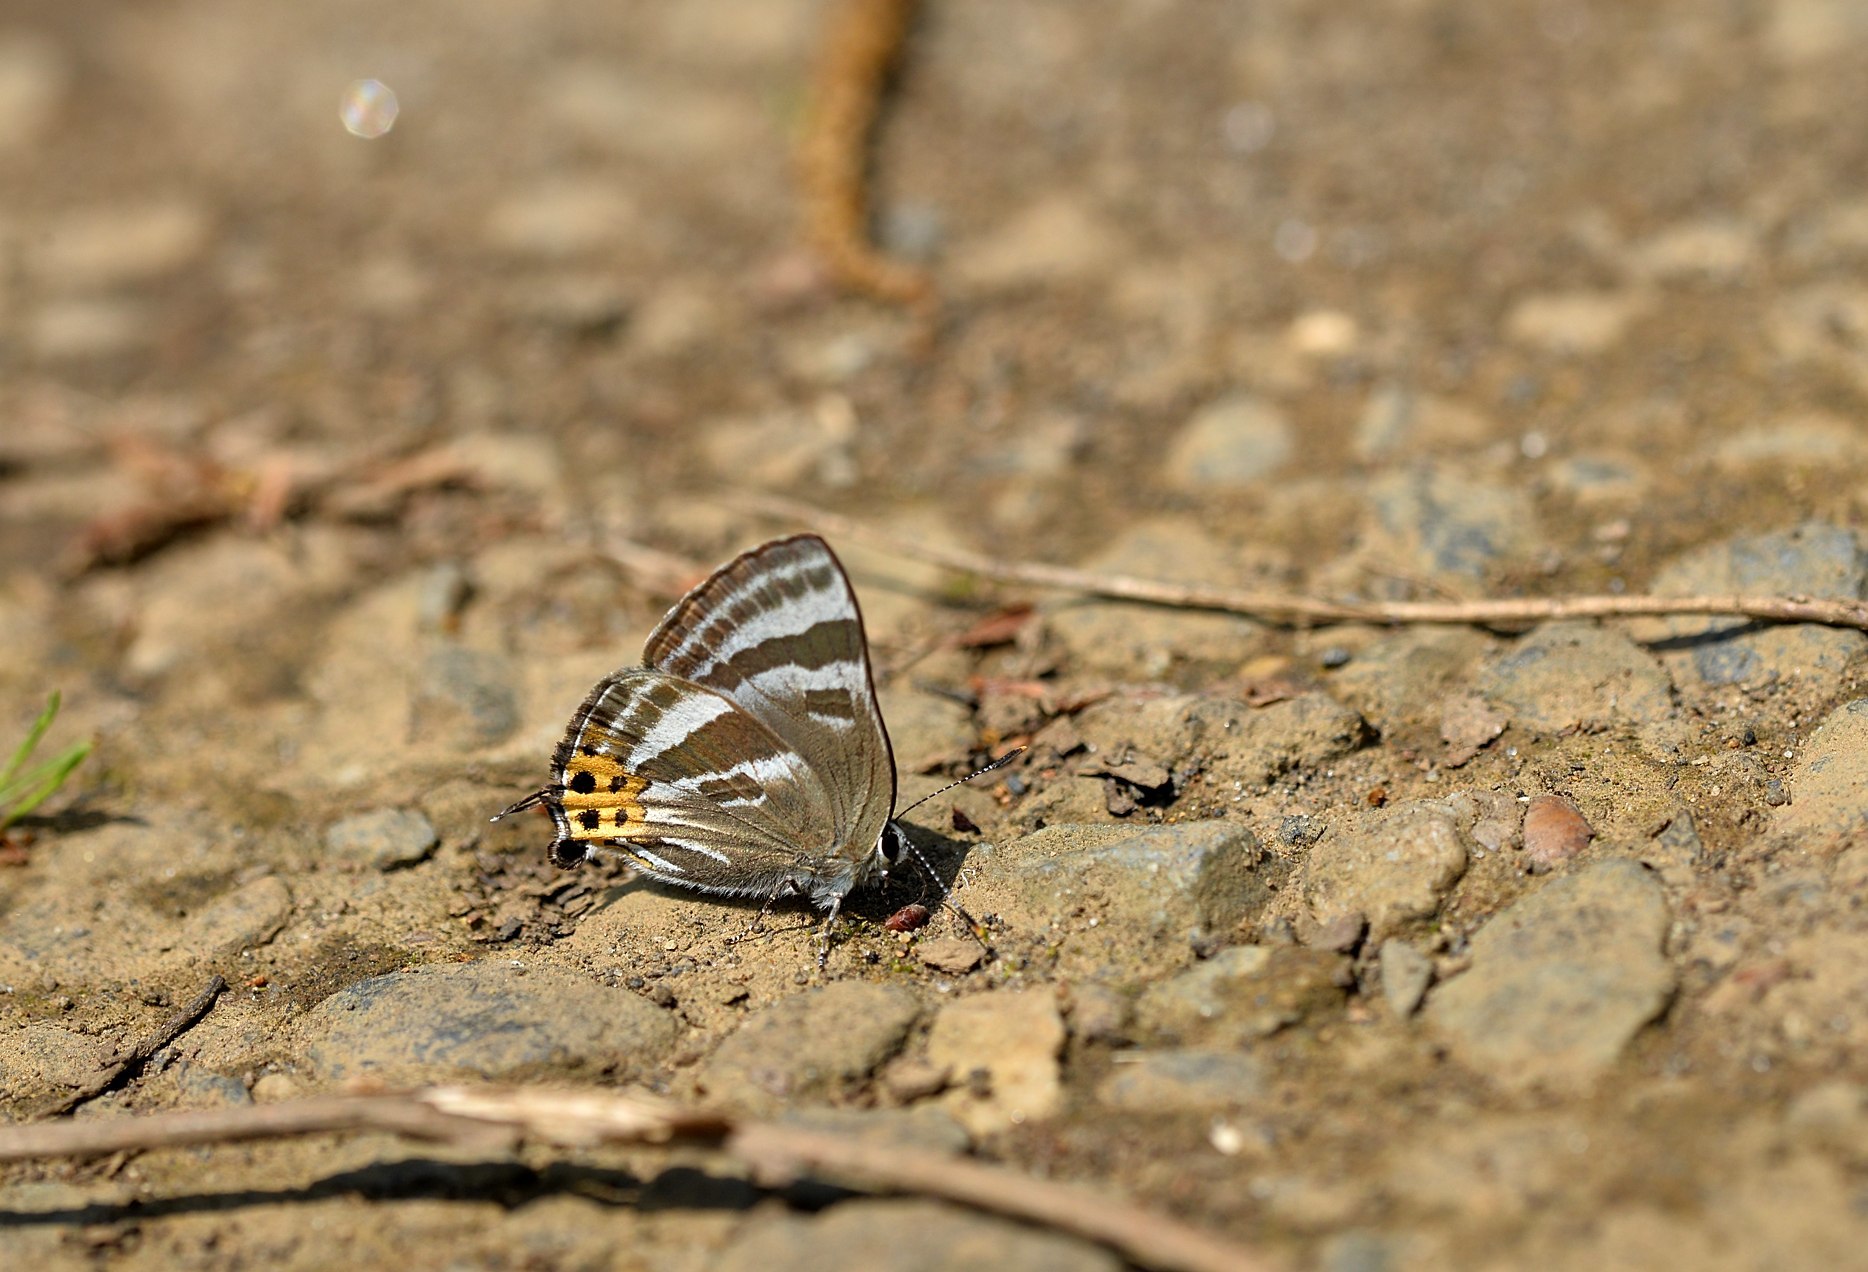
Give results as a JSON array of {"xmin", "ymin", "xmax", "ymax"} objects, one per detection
[{"xmin": 559, "ymin": 750, "xmax": 650, "ymax": 841}]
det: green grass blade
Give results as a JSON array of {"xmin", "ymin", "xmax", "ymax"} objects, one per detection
[
  {"xmin": 0, "ymin": 740, "xmax": 92, "ymax": 829},
  {"xmin": 2, "ymin": 690, "xmax": 62, "ymax": 788}
]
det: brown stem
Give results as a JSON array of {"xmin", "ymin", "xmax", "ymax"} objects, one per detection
[{"xmin": 36, "ymin": 975, "xmax": 228, "ymax": 1117}]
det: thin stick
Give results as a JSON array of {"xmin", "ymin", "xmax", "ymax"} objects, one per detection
[
  {"xmin": 733, "ymin": 493, "xmax": 1868, "ymax": 633},
  {"xmin": 0, "ymin": 1086, "xmax": 1276, "ymax": 1272},
  {"xmin": 797, "ymin": 0, "xmax": 933, "ymax": 305},
  {"xmin": 38, "ymin": 975, "xmax": 228, "ymax": 1116}
]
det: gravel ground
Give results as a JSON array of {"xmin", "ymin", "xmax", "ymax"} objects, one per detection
[{"xmin": 3, "ymin": 2, "xmax": 1868, "ymax": 1268}]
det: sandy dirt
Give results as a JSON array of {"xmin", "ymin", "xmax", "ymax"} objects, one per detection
[{"xmin": 4, "ymin": 2, "xmax": 1868, "ymax": 1268}]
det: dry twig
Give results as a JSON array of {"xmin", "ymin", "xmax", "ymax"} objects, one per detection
[
  {"xmin": 798, "ymin": 0, "xmax": 933, "ymax": 305},
  {"xmin": 732, "ymin": 493, "xmax": 1868, "ymax": 634},
  {"xmin": 0, "ymin": 1084, "xmax": 1275, "ymax": 1272},
  {"xmin": 36, "ymin": 975, "xmax": 228, "ymax": 1117}
]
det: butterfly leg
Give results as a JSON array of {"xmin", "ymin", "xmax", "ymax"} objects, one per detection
[{"xmin": 730, "ymin": 877, "xmax": 810, "ymax": 949}]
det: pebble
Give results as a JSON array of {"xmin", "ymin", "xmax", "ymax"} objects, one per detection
[
  {"xmin": 1075, "ymin": 688, "xmax": 1370, "ymax": 794},
  {"xmin": 1476, "ymin": 621, "xmax": 1684, "ymax": 759},
  {"xmin": 1773, "ymin": 698, "xmax": 1868, "ymax": 851},
  {"xmin": 1438, "ymin": 691, "xmax": 1510, "ymax": 767},
  {"xmin": 1521, "ymin": 795, "xmax": 1594, "ymax": 873},
  {"xmin": 302, "ymin": 961, "xmax": 676, "ymax": 1084},
  {"xmin": 1303, "ymin": 800, "xmax": 1473, "ymax": 941},
  {"xmin": 714, "ymin": 1198, "xmax": 1120, "ymax": 1272},
  {"xmin": 949, "ymin": 195, "xmax": 1123, "ymax": 291},
  {"xmin": 696, "ymin": 982, "xmax": 919, "ymax": 1113},
  {"xmin": 1096, "ymin": 1047, "xmax": 1268, "ymax": 1113},
  {"xmin": 916, "ymin": 938, "xmax": 984, "ymax": 974},
  {"xmin": 409, "ymin": 645, "xmax": 521, "ymax": 749},
  {"xmin": 1135, "ymin": 945, "xmax": 1350, "ymax": 1046},
  {"xmin": 1505, "ymin": 289, "xmax": 1651, "ymax": 353},
  {"xmin": 926, "ymin": 990, "xmax": 1066, "ymax": 1136},
  {"xmin": 1640, "ymin": 522, "xmax": 1867, "ymax": 689},
  {"xmin": 1160, "ymin": 392, "xmax": 1295, "ymax": 489},
  {"xmin": 1425, "ymin": 859, "xmax": 1673, "ymax": 1093},
  {"xmin": 323, "ymin": 808, "xmax": 439, "ymax": 871},
  {"xmin": 1063, "ymin": 982, "xmax": 1130, "ymax": 1044},
  {"xmin": 176, "ymin": 875, "xmax": 293, "ymax": 957},
  {"xmin": 1366, "ymin": 467, "xmax": 1539, "ymax": 581},
  {"xmin": 993, "ymin": 822, "xmax": 1280, "ymax": 966},
  {"xmin": 1379, "ymin": 940, "xmax": 1435, "ymax": 1017}
]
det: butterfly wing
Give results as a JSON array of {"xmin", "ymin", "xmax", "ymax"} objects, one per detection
[
  {"xmin": 640, "ymin": 535, "xmax": 897, "ymax": 872},
  {"xmin": 544, "ymin": 668, "xmax": 844, "ymax": 898}
]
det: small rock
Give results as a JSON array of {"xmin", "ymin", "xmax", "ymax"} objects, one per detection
[
  {"xmin": 175, "ymin": 875, "xmax": 293, "ymax": 955},
  {"xmin": 323, "ymin": 808, "xmax": 439, "ymax": 871},
  {"xmin": 1303, "ymin": 800, "xmax": 1473, "ymax": 941},
  {"xmin": 1774, "ymin": 698, "xmax": 1868, "ymax": 850},
  {"xmin": 697, "ymin": 982, "xmax": 919, "ymax": 1113},
  {"xmin": 303, "ymin": 962, "xmax": 676, "ymax": 1084},
  {"xmin": 714, "ymin": 1198, "xmax": 1121, "ymax": 1272},
  {"xmin": 1439, "ymin": 692, "xmax": 1509, "ymax": 767},
  {"xmin": 1096, "ymin": 1048, "xmax": 1268, "ymax": 1113},
  {"xmin": 1521, "ymin": 795, "xmax": 1594, "ymax": 873},
  {"xmin": 1476, "ymin": 621, "xmax": 1684, "ymax": 759},
  {"xmin": 1301, "ymin": 911, "xmax": 1368, "ymax": 954},
  {"xmin": 927, "ymin": 991, "xmax": 1066, "ymax": 1136},
  {"xmin": 250, "ymin": 1073, "xmax": 300, "ymax": 1103},
  {"xmin": 1161, "ymin": 392, "xmax": 1295, "ymax": 488},
  {"xmin": 1426, "ymin": 859, "xmax": 1674, "ymax": 1093},
  {"xmin": 1366, "ymin": 468, "xmax": 1540, "ymax": 581},
  {"xmin": 1135, "ymin": 945, "xmax": 1350, "ymax": 1046},
  {"xmin": 917, "ymin": 938, "xmax": 984, "ymax": 974},
  {"xmin": 410, "ymin": 645, "xmax": 521, "ymax": 749},
  {"xmin": 880, "ymin": 1056, "xmax": 952, "ymax": 1103},
  {"xmin": 1505, "ymin": 289, "xmax": 1651, "ymax": 353},
  {"xmin": 995, "ymin": 821, "xmax": 1281, "ymax": 964},
  {"xmin": 1379, "ymin": 940, "xmax": 1434, "ymax": 1018},
  {"xmin": 1325, "ymin": 627, "xmax": 1492, "ymax": 739}
]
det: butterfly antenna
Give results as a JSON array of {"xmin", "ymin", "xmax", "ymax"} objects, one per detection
[
  {"xmin": 490, "ymin": 789, "xmax": 547, "ymax": 822},
  {"xmin": 895, "ymin": 746, "xmax": 1025, "ymax": 819}
]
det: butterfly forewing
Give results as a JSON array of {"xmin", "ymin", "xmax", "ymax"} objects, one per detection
[{"xmin": 641, "ymin": 536, "xmax": 896, "ymax": 867}]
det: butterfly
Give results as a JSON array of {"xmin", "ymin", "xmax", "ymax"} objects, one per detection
[{"xmin": 498, "ymin": 534, "xmax": 915, "ymax": 949}]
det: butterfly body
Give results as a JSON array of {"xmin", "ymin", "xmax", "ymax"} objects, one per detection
[{"xmin": 512, "ymin": 535, "xmax": 906, "ymax": 929}]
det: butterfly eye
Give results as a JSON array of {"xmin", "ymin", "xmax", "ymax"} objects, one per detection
[{"xmin": 879, "ymin": 822, "xmax": 911, "ymax": 866}]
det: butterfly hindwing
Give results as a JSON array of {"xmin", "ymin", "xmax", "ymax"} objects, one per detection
[
  {"xmin": 641, "ymin": 535, "xmax": 896, "ymax": 870},
  {"xmin": 547, "ymin": 669, "xmax": 835, "ymax": 895}
]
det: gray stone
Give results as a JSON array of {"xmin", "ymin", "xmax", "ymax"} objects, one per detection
[
  {"xmin": 995, "ymin": 822, "xmax": 1282, "ymax": 958},
  {"xmin": 696, "ymin": 982, "xmax": 919, "ymax": 1113},
  {"xmin": 411, "ymin": 645, "xmax": 521, "ymax": 748},
  {"xmin": 1642, "ymin": 523, "xmax": 1867, "ymax": 689},
  {"xmin": 1367, "ymin": 468, "xmax": 1539, "ymax": 581},
  {"xmin": 1162, "ymin": 392, "xmax": 1294, "ymax": 488},
  {"xmin": 323, "ymin": 808, "xmax": 439, "ymax": 871},
  {"xmin": 1426, "ymin": 859, "xmax": 1674, "ymax": 1093},
  {"xmin": 1325, "ymin": 628, "xmax": 1493, "ymax": 737},
  {"xmin": 1775, "ymin": 698, "xmax": 1868, "ymax": 850},
  {"xmin": 1304, "ymin": 800, "xmax": 1473, "ymax": 940},
  {"xmin": 1096, "ymin": 1047, "xmax": 1268, "ymax": 1112},
  {"xmin": 1075, "ymin": 689, "xmax": 1369, "ymax": 795},
  {"xmin": 303, "ymin": 961, "xmax": 676, "ymax": 1084},
  {"xmin": 176, "ymin": 874, "xmax": 293, "ymax": 954},
  {"xmin": 1135, "ymin": 945, "xmax": 1350, "ymax": 1046},
  {"xmin": 1379, "ymin": 940, "xmax": 1434, "ymax": 1018},
  {"xmin": 715, "ymin": 1199, "xmax": 1121, "ymax": 1272},
  {"xmin": 1477, "ymin": 621, "xmax": 1685, "ymax": 758}
]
